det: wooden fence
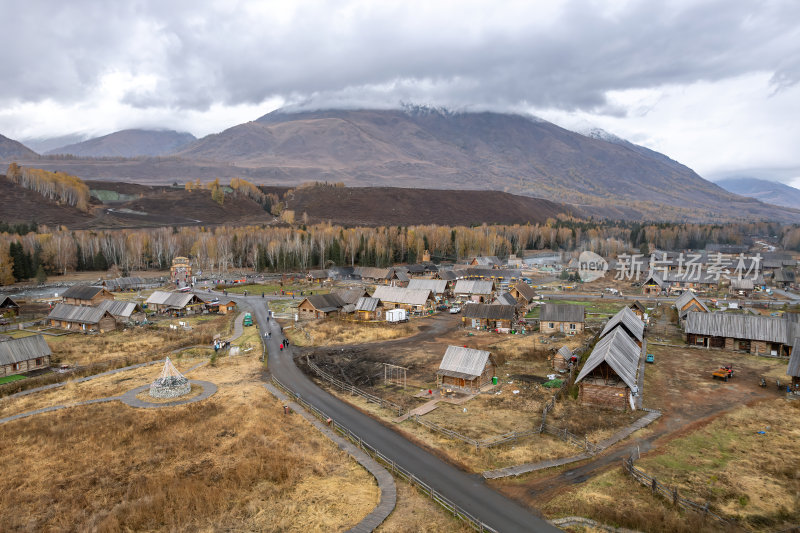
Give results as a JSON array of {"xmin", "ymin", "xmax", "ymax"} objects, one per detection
[
  {"xmin": 305, "ymin": 357, "xmax": 404, "ymax": 416},
  {"xmin": 271, "ymin": 376, "xmax": 499, "ymax": 533},
  {"xmin": 622, "ymin": 453, "xmax": 729, "ymax": 525},
  {"xmin": 541, "ymin": 423, "xmax": 602, "ymax": 455}
]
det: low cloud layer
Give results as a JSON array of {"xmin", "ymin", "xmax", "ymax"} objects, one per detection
[{"xmin": 2, "ymin": 0, "xmax": 799, "ymax": 181}]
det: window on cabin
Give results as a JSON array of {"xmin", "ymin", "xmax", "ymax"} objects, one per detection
[
  {"xmin": 570, "ymin": 323, "xmax": 576, "ymax": 330},
  {"xmin": 548, "ymin": 322, "xmax": 554, "ymax": 328}
]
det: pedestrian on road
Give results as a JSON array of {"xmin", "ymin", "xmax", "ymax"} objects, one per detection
[
  {"xmin": 279, "ymin": 343, "xmax": 284, "ymax": 351},
  {"xmin": 262, "ymin": 292, "xmax": 264, "ymax": 298}
]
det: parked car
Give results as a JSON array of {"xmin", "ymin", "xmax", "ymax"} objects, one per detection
[
  {"xmin": 449, "ymin": 306, "xmax": 461, "ymax": 314},
  {"xmin": 436, "ymin": 304, "xmax": 449, "ymax": 311}
]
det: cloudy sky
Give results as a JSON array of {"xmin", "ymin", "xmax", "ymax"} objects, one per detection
[{"xmin": 2, "ymin": 0, "xmax": 799, "ymax": 186}]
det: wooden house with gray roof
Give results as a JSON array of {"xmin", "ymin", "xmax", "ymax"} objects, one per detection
[
  {"xmin": 773, "ymin": 269, "xmax": 796, "ymax": 288},
  {"xmin": 628, "ymin": 300, "xmax": 647, "ymax": 321},
  {"xmin": 540, "ymin": 303, "xmax": 585, "ymax": 335},
  {"xmin": 331, "ymin": 288, "xmax": 371, "ymax": 305},
  {"xmin": 296, "ymin": 293, "xmax": 346, "ymax": 319},
  {"xmin": 354, "ymin": 297, "xmax": 383, "ymax": 321},
  {"xmin": 788, "ymin": 337, "xmax": 800, "ymax": 388},
  {"xmin": 673, "ymin": 290, "xmax": 710, "ymax": 322},
  {"xmin": 553, "ymin": 345, "xmax": 577, "ymax": 371},
  {"xmin": 437, "ymin": 269, "xmax": 467, "ymax": 282},
  {"xmin": 641, "ymin": 272, "xmax": 666, "ymax": 296},
  {"xmin": 462, "ymin": 303, "xmax": 517, "ymax": 331},
  {"xmin": 436, "ymin": 345, "xmax": 497, "ymax": 392},
  {"xmin": 145, "ymin": 291, "xmax": 205, "ymax": 315},
  {"xmin": 575, "ymin": 327, "xmax": 641, "ymax": 410},
  {"xmin": 407, "ymin": 279, "xmax": 449, "ymax": 299},
  {"xmin": 685, "ymin": 312, "xmax": 797, "ymax": 356},
  {"xmin": 0, "ymin": 296, "xmax": 20, "ymax": 317},
  {"xmin": 0, "ymin": 334, "xmax": 51, "ymax": 377},
  {"xmin": 492, "ymin": 292, "xmax": 518, "ymax": 307},
  {"xmin": 453, "ymin": 280, "xmax": 495, "ymax": 302},
  {"xmin": 47, "ymin": 303, "xmax": 117, "ymax": 332},
  {"xmin": 508, "ymin": 282, "xmax": 537, "ymax": 307},
  {"xmin": 61, "ymin": 284, "xmax": 114, "ymax": 306},
  {"xmin": 96, "ymin": 299, "xmax": 146, "ymax": 323},
  {"xmin": 371, "ymin": 286, "xmax": 434, "ymax": 312},
  {"xmin": 600, "ymin": 306, "xmax": 644, "ymax": 346}
]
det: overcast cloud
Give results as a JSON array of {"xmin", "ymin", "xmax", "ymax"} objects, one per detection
[{"xmin": 1, "ymin": 0, "xmax": 799, "ymax": 185}]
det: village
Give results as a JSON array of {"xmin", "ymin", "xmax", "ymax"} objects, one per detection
[{"xmin": 0, "ymin": 244, "xmax": 798, "ymax": 532}]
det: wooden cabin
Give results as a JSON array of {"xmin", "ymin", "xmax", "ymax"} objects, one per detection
[
  {"xmin": 729, "ymin": 278, "xmax": 754, "ymax": 297},
  {"xmin": 673, "ymin": 290, "xmax": 710, "ymax": 322},
  {"xmin": 0, "ymin": 335, "xmax": 51, "ymax": 377},
  {"xmin": 600, "ymin": 307, "xmax": 645, "ymax": 347},
  {"xmin": 331, "ymin": 288, "xmax": 371, "ymax": 306},
  {"xmin": 641, "ymin": 272, "xmax": 665, "ymax": 296},
  {"xmin": 296, "ymin": 294, "xmax": 345, "ymax": 319},
  {"xmin": 371, "ymin": 286, "xmax": 434, "ymax": 312},
  {"xmin": 61, "ymin": 285, "xmax": 114, "ymax": 306},
  {"xmin": 552, "ymin": 345, "xmax": 577, "ymax": 371},
  {"xmin": 145, "ymin": 291, "xmax": 205, "ymax": 316},
  {"xmin": 685, "ymin": 312, "xmax": 796, "ymax": 357},
  {"xmin": 354, "ymin": 297, "xmax": 383, "ymax": 321},
  {"xmin": 0, "ymin": 296, "xmax": 20, "ymax": 317},
  {"xmin": 540, "ymin": 304, "xmax": 585, "ymax": 335},
  {"xmin": 628, "ymin": 300, "xmax": 646, "ymax": 321},
  {"xmin": 436, "ymin": 345, "xmax": 497, "ymax": 393},
  {"xmin": 788, "ymin": 337, "xmax": 800, "ymax": 389},
  {"xmin": 47, "ymin": 303, "xmax": 117, "ymax": 332},
  {"xmin": 575, "ymin": 328, "xmax": 641, "ymax": 410},
  {"xmin": 508, "ymin": 282, "xmax": 537, "ymax": 307},
  {"xmin": 462, "ymin": 304, "xmax": 516, "ymax": 332},
  {"xmin": 407, "ymin": 279, "xmax": 449, "ymax": 300},
  {"xmin": 469, "ymin": 256, "xmax": 501, "ymax": 268},
  {"xmin": 307, "ymin": 269, "xmax": 330, "ymax": 283},
  {"xmin": 453, "ymin": 280, "xmax": 495, "ymax": 303}
]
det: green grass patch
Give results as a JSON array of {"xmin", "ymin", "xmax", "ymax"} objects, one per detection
[{"xmin": 0, "ymin": 374, "xmax": 26, "ymax": 384}]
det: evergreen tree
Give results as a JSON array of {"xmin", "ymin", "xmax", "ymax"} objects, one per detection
[
  {"xmin": 94, "ymin": 250, "xmax": 109, "ymax": 271},
  {"xmin": 35, "ymin": 265, "xmax": 47, "ymax": 284}
]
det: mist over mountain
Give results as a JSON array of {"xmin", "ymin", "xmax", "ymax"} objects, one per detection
[
  {"xmin": 46, "ymin": 129, "xmax": 196, "ymax": 157},
  {"xmin": 0, "ymin": 133, "xmax": 39, "ymax": 159},
  {"xmin": 715, "ymin": 176, "xmax": 800, "ymax": 210}
]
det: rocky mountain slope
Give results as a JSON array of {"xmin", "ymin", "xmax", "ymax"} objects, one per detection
[
  {"xmin": 715, "ymin": 177, "xmax": 800, "ymax": 210},
  {"xmin": 45, "ymin": 129, "xmax": 196, "ymax": 157}
]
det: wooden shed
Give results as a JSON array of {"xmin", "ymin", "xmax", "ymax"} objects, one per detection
[
  {"xmin": 729, "ymin": 278, "xmax": 754, "ymax": 297},
  {"xmin": 628, "ymin": 300, "xmax": 646, "ymax": 320},
  {"xmin": 47, "ymin": 303, "xmax": 117, "ymax": 332},
  {"xmin": 0, "ymin": 335, "xmax": 51, "ymax": 377},
  {"xmin": 354, "ymin": 297, "xmax": 383, "ymax": 321},
  {"xmin": 508, "ymin": 282, "xmax": 537, "ymax": 307},
  {"xmin": 540, "ymin": 304, "xmax": 585, "ymax": 335},
  {"xmin": 436, "ymin": 345, "xmax": 497, "ymax": 392},
  {"xmin": 673, "ymin": 290, "xmax": 710, "ymax": 322},
  {"xmin": 462, "ymin": 303, "xmax": 516, "ymax": 332},
  {"xmin": 552, "ymin": 345, "xmax": 577, "ymax": 371},
  {"xmin": 600, "ymin": 307, "xmax": 645, "ymax": 347},
  {"xmin": 0, "ymin": 296, "xmax": 20, "ymax": 317},
  {"xmin": 61, "ymin": 285, "xmax": 114, "ymax": 306},
  {"xmin": 218, "ymin": 301, "xmax": 237, "ymax": 315},
  {"xmin": 575, "ymin": 328, "xmax": 641, "ymax": 410}
]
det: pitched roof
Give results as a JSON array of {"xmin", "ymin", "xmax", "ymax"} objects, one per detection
[
  {"xmin": 774, "ymin": 269, "xmax": 796, "ymax": 283},
  {"xmin": 356, "ymin": 267, "xmax": 391, "ymax": 280},
  {"xmin": 471, "ymin": 256, "xmax": 500, "ymax": 266},
  {"xmin": 555, "ymin": 345, "xmax": 573, "ymax": 360},
  {"xmin": 730, "ymin": 278, "xmax": 755, "ymax": 290},
  {"xmin": 576, "ymin": 328, "xmax": 641, "ymax": 391},
  {"xmin": 303, "ymin": 293, "xmax": 346, "ymax": 311},
  {"xmin": 642, "ymin": 272, "xmax": 664, "ymax": 287},
  {"xmin": 466, "ymin": 267, "xmax": 522, "ymax": 279},
  {"xmin": 438, "ymin": 269, "xmax": 467, "ymax": 281},
  {"xmin": 463, "ymin": 303, "xmax": 516, "ymax": 321},
  {"xmin": 407, "ymin": 279, "xmax": 448, "ymax": 294},
  {"xmin": 0, "ymin": 334, "xmax": 51, "ymax": 365},
  {"xmin": 0, "ymin": 296, "xmax": 20, "ymax": 308},
  {"xmin": 436, "ymin": 345, "xmax": 493, "ymax": 380},
  {"xmin": 104, "ymin": 277, "xmax": 148, "ymax": 291},
  {"xmin": 308, "ymin": 269, "xmax": 329, "ymax": 279},
  {"xmin": 61, "ymin": 284, "xmax": 109, "ymax": 301},
  {"xmin": 145, "ymin": 291, "xmax": 202, "ymax": 309},
  {"xmin": 391, "ymin": 269, "xmax": 410, "ymax": 282},
  {"xmin": 673, "ymin": 290, "xmax": 709, "ymax": 315},
  {"xmin": 96, "ymin": 299, "xmax": 144, "ymax": 318},
  {"xmin": 493, "ymin": 292, "xmax": 518, "ymax": 306},
  {"xmin": 355, "ymin": 297, "xmax": 382, "ymax": 312},
  {"xmin": 453, "ymin": 280, "xmax": 494, "ymax": 295},
  {"xmin": 788, "ymin": 337, "xmax": 800, "ymax": 377},
  {"xmin": 511, "ymin": 282, "xmax": 537, "ymax": 302},
  {"xmin": 600, "ymin": 307, "xmax": 644, "ymax": 342},
  {"xmin": 540, "ymin": 303, "xmax": 585, "ymax": 323},
  {"xmin": 371, "ymin": 286, "xmax": 432, "ymax": 306},
  {"xmin": 629, "ymin": 300, "xmax": 646, "ymax": 313},
  {"xmin": 685, "ymin": 312, "xmax": 794, "ymax": 344},
  {"xmin": 47, "ymin": 303, "xmax": 113, "ymax": 324},
  {"xmin": 331, "ymin": 288, "xmax": 369, "ymax": 305}
]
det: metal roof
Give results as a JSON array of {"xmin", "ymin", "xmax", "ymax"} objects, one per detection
[
  {"xmin": 407, "ymin": 279, "xmax": 448, "ymax": 294},
  {"xmin": 371, "ymin": 286, "xmax": 433, "ymax": 306},
  {"xmin": 600, "ymin": 307, "xmax": 644, "ymax": 342},
  {"xmin": 453, "ymin": 280, "xmax": 495, "ymax": 295},
  {"xmin": 576, "ymin": 328, "xmax": 641, "ymax": 391},
  {"xmin": 0, "ymin": 334, "xmax": 51, "ymax": 366},
  {"xmin": 48, "ymin": 303, "xmax": 113, "ymax": 324},
  {"xmin": 673, "ymin": 290, "xmax": 709, "ymax": 315},
  {"xmin": 96, "ymin": 299, "xmax": 143, "ymax": 318},
  {"xmin": 788, "ymin": 337, "xmax": 800, "ymax": 377},
  {"xmin": 61, "ymin": 284, "xmax": 109, "ymax": 301},
  {"xmin": 685, "ymin": 312, "xmax": 794, "ymax": 344},
  {"xmin": 540, "ymin": 303, "xmax": 585, "ymax": 323},
  {"xmin": 355, "ymin": 297, "xmax": 381, "ymax": 312},
  {"xmin": 105, "ymin": 277, "xmax": 148, "ymax": 291},
  {"xmin": 463, "ymin": 303, "xmax": 516, "ymax": 321},
  {"xmin": 145, "ymin": 291, "xmax": 201, "ymax": 309},
  {"xmin": 493, "ymin": 292, "xmax": 518, "ymax": 306},
  {"xmin": 437, "ymin": 345, "xmax": 492, "ymax": 380}
]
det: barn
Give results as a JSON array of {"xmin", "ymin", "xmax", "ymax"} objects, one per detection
[
  {"xmin": 540, "ymin": 303, "xmax": 585, "ymax": 335},
  {"xmin": 462, "ymin": 304, "xmax": 516, "ymax": 332},
  {"xmin": 0, "ymin": 335, "xmax": 51, "ymax": 377},
  {"xmin": 61, "ymin": 285, "xmax": 115, "ymax": 306},
  {"xmin": 684, "ymin": 312, "xmax": 796, "ymax": 356},
  {"xmin": 0, "ymin": 296, "xmax": 20, "ymax": 317},
  {"xmin": 436, "ymin": 345, "xmax": 497, "ymax": 392},
  {"xmin": 47, "ymin": 303, "xmax": 117, "ymax": 332},
  {"xmin": 575, "ymin": 328, "xmax": 641, "ymax": 410}
]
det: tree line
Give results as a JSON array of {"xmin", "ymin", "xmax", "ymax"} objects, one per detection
[
  {"xmin": 5, "ymin": 163, "xmax": 91, "ymax": 212},
  {"xmin": 1, "ymin": 219, "xmax": 798, "ymax": 285}
]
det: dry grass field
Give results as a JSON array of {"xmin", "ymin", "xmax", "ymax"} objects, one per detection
[
  {"xmin": 0, "ymin": 354, "xmax": 380, "ymax": 532},
  {"xmin": 377, "ymin": 479, "xmax": 472, "ymax": 532},
  {"xmin": 287, "ymin": 319, "xmax": 420, "ymax": 347}
]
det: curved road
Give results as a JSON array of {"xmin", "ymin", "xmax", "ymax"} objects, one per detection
[{"xmin": 215, "ymin": 291, "xmax": 558, "ymax": 533}]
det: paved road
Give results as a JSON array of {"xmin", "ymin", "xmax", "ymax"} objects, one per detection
[{"xmin": 216, "ymin": 291, "xmax": 559, "ymax": 533}]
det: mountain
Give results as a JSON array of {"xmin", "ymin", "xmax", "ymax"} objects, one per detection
[
  {"xmin": 22, "ymin": 133, "xmax": 89, "ymax": 154},
  {"xmin": 0, "ymin": 133, "xmax": 39, "ymax": 159},
  {"xmin": 715, "ymin": 177, "xmax": 800, "ymax": 210},
  {"xmin": 173, "ymin": 108, "xmax": 797, "ymax": 222},
  {"xmin": 46, "ymin": 129, "xmax": 196, "ymax": 157}
]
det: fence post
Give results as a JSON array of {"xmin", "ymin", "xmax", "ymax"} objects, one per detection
[
  {"xmin": 651, "ymin": 478, "xmax": 657, "ymax": 494},
  {"xmin": 672, "ymin": 488, "xmax": 679, "ymax": 507}
]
